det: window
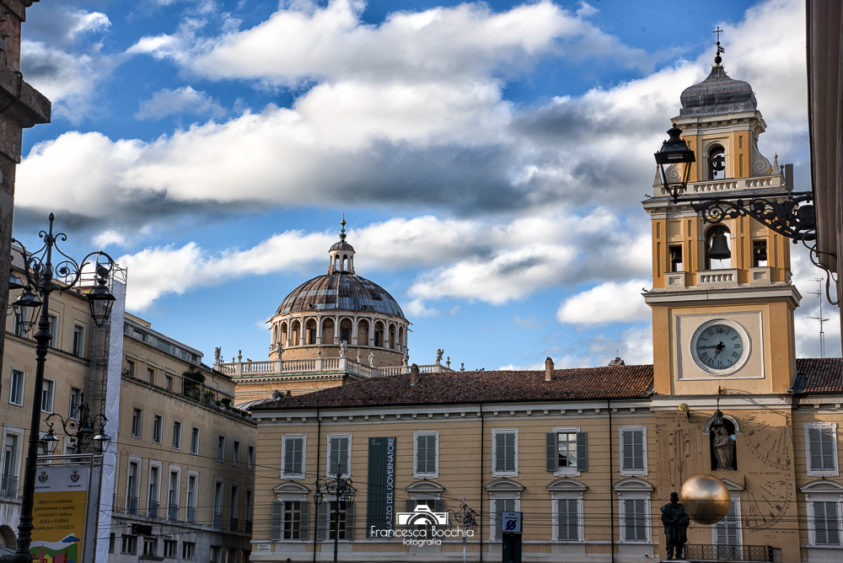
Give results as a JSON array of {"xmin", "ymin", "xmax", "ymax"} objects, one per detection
[
  {"xmin": 172, "ymin": 421, "xmax": 182, "ymax": 449},
  {"xmin": 12, "ymin": 309, "xmax": 26, "ymax": 337},
  {"xmin": 72, "ymin": 325, "xmax": 85, "ymax": 357},
  {"xmin": 233, "ymin": 440, "xmax": 240, "ymax": 465},
  {"xmin": 121, "ymin": 535, "xmax": 137, "ymax": 554},
  {"xmin": 669, "ymin": 245, "xmax": 683, "ymax": 272},
  {"xmin": 620, "ymin": 427, "xmax": 647, "ymax": 475},
  {"xmin": 327, "ymin": 434, "xmax": 350, "ymax": 477},
  {"xmin": 126, "ymin": 460, "xmax": 140, "ymax": 514},
  {"xmin": 492, "ymin": 430, "xmax": 517, "ymax": 476},
  {"xmin": 9, "ymin": 369, "xmax": 24, "ymax": 406},
  {"xmin": 147, "ymin": 367, "xmax": 155, "ymax": 385},
  {"xmin": 217, "ymin": 435, "xmax": 225, "ymax": 461},
  {"xmin": 182, "ymin": 541, "xmax": 195, "ymax": 559},
  {"xmin": 713, "ymin": 499, "xmax": 743, "ymax": 558},
  {"xmin": 230, "ymin": 484, "xmax": 239, "ymax": 530},
  {"xmin": 131, "ymin": 408, "xmax": 142, "ymax": 438},
  {"xmin": 142, "ymin": 537, "xmax": 157, "ymax": 557},
  {"xmin": 414, "ymin": 431, "xmax": 438, "ymax": 477},
  {"xmin": 282, "ymin": 435, "xmax": 305, "ymax": 478},
  {"xmin": 214, "ymin": 480, "xmax": 224, "ymax": 528},
  {"xmin": 152, "ymin": 415, "xmax": 162, "ymax": 444},
  {"xmin": 248, "ymin": 445, "xmax": 255, "ymax": 469},
  {"xmin": 209, "ymin": 546, "xmax": 222, "ymax": 563},
  {"xmin": 277, "ymin": 500, "xmax": 305, "ymax": 539},
  {"xmin": 109, "ymin": 533, "xmax": 114, "ymax": 554},
  {"xmin": 328, "ymin": 501, "xmax": 351, "ymax": 540},
  {"xmin": 69, "ymin": 387, "xmax": 82, "ymax": 419},
  {"xmin": 40, "ymin": 379, "xmax": 54, "ymax": 412},
  {"xmin": 806, "ymin": 423, "xmax": 839, "ymax": 476},
  {"xmin": 47, "ymin": 313, "xmax": 58, "ymax": 347},
  {"xmin": 125, "ymin": 359, "xmax": 135, "ymax": 377},
  {"xmin": 621, "ymin": 497, "xmax": 649, "ymax": 542},
  {"xmin": 163, "ymin": 539, "xmax": 177, "ymax": 558},
  {"xmin": 491, "ymin": 497, "xmax": 517, "ymax": 541},
  {"xmin": 186, "ymin": 473, "xmax": 198, "ymax": 523},
  {"xmin": 555, "ymin": 497, "xmax": 581, "ymax": 541},
  {"xmin": 811, "ymin": 501, "xmax": 841, "ymax": 546},
  {"xmin": 167, "ymin": 469, "xmax": 180, "ymax": 521},
  {"xmin": 190, "ymin": 427, "xmax": 200, "ymax": 454},
  {"xmin": 2, "ymin": 432, "xmax": 21, "ymax": 498},
  {"xmin": 165, "ymin": 375, "xmax": 173, "ymax": 391},
  {"xmin": 546, "ymin": 429, "xmax": 588, "ymax": 474},
  {"xmin": 147, "ymin": 464, "xmax": 160, "ymax": 519},
  {"xmin": 752, "ymin": 240, "xmax": 768, "ymax": 267}
]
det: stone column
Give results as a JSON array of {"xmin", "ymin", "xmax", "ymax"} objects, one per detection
[{"xmin": 0, "ymin": 0, "xmax": 51, "ymax": 377}]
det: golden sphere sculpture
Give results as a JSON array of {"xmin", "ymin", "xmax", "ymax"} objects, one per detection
[{"xmin": 679, "ymin": 474, "xmax": 731, "ymax": 525}]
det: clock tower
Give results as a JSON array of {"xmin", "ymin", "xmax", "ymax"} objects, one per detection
[{"xmin": 643, "ymin": 50, "xmax": 801, "ymax": 397}]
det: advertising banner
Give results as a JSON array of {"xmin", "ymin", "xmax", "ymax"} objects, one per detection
[
  {"xmin": 31, "ymin": 463, "xmax": 91, "ymax": 563},
  {"xmin": 366, "ymin": 437, "xmax": 396, "ymax": 536}
]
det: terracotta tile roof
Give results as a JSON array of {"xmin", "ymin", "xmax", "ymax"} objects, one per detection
[
  {"xmin": 792, "ymin": 357, "xmax": 843, "ymax": 394},
  {"xmin": 250, "ymin": 365, "xmax": 655, "ymax": 411}
]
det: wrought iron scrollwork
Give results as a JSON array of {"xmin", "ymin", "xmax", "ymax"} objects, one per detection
[{"xmin": 691, "ymin": 192, "xmax": 816, "ymax": 241}]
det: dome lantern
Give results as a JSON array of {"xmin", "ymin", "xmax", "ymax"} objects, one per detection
[{"xmin": 329, "ymin": 218, "xmax": 355, "ymax": 274}]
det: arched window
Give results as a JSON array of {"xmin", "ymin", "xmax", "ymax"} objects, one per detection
[
  {"xmin": 291, "ymin": 320, "xmax": 301, "ymax": 346},
  {"xmin": 322, "ymin": 319, "xmax": 335, "ymax": 345},
  {"xmin": 708, "ymin": 145, "xmax": 726, "ymax": 180},
  {"xmin": 389, "ymin": 324, "xmax": 396, "ymax": 350},
  {"xmin": 340, "ymin": 319, "xmax": 352, "ymax": 344},
  {"xmin": 705, "ymin": 226, "xmax": 731, "ymax": 270},
  {"xmin": 279, "ymin": 322, "xmax": 288, "ymax": 347},
  {"xmin": 305, "ymin": 319, "xmax": 317, "ymax": 345},
  {"xmin": 357, "ymin": 320, "xmax": 369, "ymax": 347},
  {"xmin": 374, "ymin": 322, "xmax": 384, "ymax": 347}
]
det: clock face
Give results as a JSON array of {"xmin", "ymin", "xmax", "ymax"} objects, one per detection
[{"xmin": 691, "ymin": 321, "xmax": 749, "ymax": 374}]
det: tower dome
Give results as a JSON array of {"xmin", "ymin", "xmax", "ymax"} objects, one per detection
[
  {"xmin": 268, "ymin": 221, "xmax": 409, "ymax": 366},
  {"xmin": 680, "ymin": 41, "xmax": 757, "ymax": 117}
]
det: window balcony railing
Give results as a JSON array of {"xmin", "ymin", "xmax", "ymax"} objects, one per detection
[
  {"xmin": 213, "ymin": 511, "xmax": 223, "ymax": 529},
  {"xmin": 0, "ymin": 475, "xmax": 18, "ymax": 498},
  {"xmin": 127, "ymin": 496, "xmax": 139, "ymax": 515},
  {"xmin": 187, "ymin": 507, "xmax": 196, "ymax": 523},
  {"xmin": 147, "ymin": 500, "xmax": 159, "ymax": 519},
  {"xmin": 685, "ymin": 544, "xmax": 773, "ymax": 562},
  {"xmin": 168, "ymin": 504, "xmax": 179, "ymax": 522}
]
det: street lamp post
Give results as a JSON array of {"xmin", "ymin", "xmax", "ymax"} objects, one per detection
[
  {"xmin": 4, "ymin": 213, "xmax": 116, "ymax": 563},
  {"xmin": 39, "ymin": 395, "xmax": 111, "ymax": 455},
  {"xmin": 314, "ymin": 464, "xmax": 354, "ymax": 563}
]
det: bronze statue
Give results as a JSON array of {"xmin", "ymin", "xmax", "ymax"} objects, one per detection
[
  {"xmin": 712, "ymin": 423, "xmax": 735, "ymax": 470},
  {"xmin": 661, "ymin": 492, "xmax": 690, "ymax": 560}
]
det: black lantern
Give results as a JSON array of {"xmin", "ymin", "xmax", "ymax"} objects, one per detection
[
  {"xmin": 654, "ymin": 125, "xmax": 695, "ymax": 202},
  {"xmin": 11, "ymin": 287, "xmax": 41, "ymax": 336},
  {"xmin": 87, "ymin": 265, "xmax": 116, "ymax": 328}
]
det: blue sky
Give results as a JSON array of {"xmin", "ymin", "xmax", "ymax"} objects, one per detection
[{"xmin": 12, "ymin": 0, "xmax": 839, "ymax": 370}]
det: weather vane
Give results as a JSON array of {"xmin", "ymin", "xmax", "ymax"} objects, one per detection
[{"xmin": 713, "ymin": 26, "xmax": 725, "ymax": 65}]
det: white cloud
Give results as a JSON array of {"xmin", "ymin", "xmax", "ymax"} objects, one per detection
[
  {"xmin": 21, "ymin": 41, "xmax": 115, "ymax": 122},
  {"xmin": 136, "ymin": 86, "xmax": 226, "ymax": 120},
  {"xmin": 556, "ymin": 280, "xmax": 650, "ymax": 325}
]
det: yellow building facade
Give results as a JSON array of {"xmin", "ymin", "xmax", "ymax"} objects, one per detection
[
  {"xmin": 1, "ymin": 271, "xmax": 256, "ymax": 562},
  {"xmin": 246, "ymin": 54, "xmax": 843, "ymax": 562}
]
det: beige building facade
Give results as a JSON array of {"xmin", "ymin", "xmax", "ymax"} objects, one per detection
[
  {"xmin": 245, "ymin": 52, "xmax": 843, "ymax": 562},
  {"xmin": 1, "ymin": 271, "xmax": 256, "ymax": 562}
]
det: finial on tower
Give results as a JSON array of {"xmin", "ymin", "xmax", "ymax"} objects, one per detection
[
  {"xmin": 340, "ymin": 215, "xmax": 347, "ymax": 242},
  {"xmin": 713, "ymin": 26, "xmax": 725, "ymax": 66}
]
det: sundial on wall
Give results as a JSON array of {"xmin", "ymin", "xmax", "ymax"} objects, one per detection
[
  {"xmin": 742, "ymin": 413, "xmax": 793, "ymax": 471},
  {"xmin": 742, "ymin": 476, "xmax": 794, "ymax": 530}
]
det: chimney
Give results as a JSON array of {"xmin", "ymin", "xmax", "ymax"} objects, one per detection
[
  {"xmin": 410, "ymin": 363, "xmax": 420, "ymax": 386},
  {"xmin": 544, "ymin": 357, "xmax": 554, "ymax": 382}
]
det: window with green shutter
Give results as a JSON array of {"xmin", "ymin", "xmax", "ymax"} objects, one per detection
[
  {"xmin": 806, "ymin": 424, "xmax": 838, "ymax": 475},
  {"xmin": 545, "ymin": 431, "xmax": 588, "ymax": 473},
  {"xmin": 493, "ymin": 430, "xmax": 517, "ymax": 475},
  {"xmin": 414, "ymin": 432, "xmax": 438, "ymax": 477}
]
